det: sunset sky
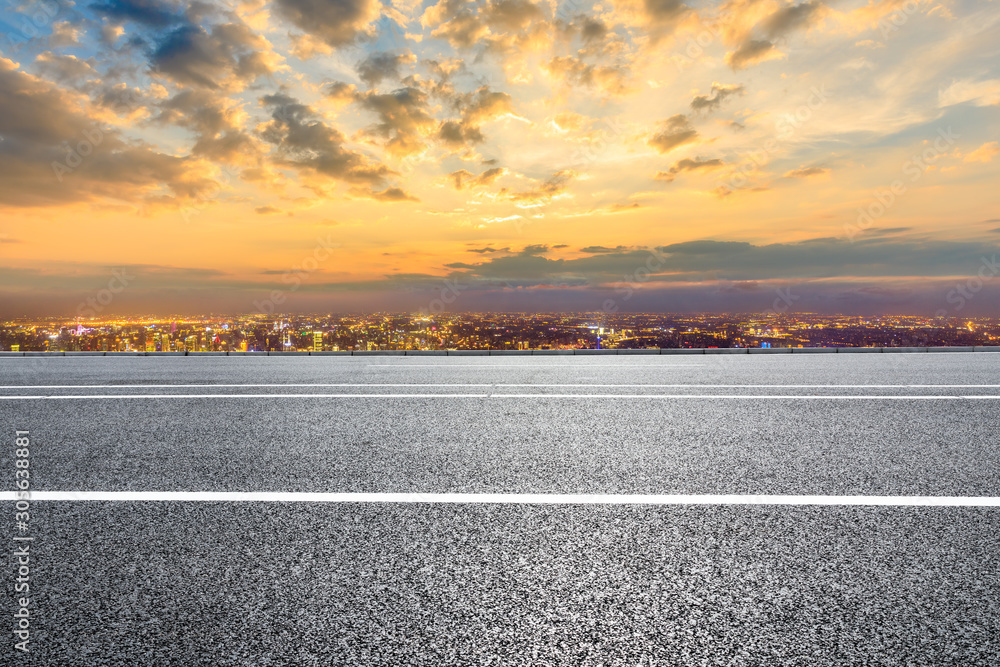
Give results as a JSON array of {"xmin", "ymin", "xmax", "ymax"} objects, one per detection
[{"xmin": 1, "ymin": 0, "xmax": 999, "ymax": 316}]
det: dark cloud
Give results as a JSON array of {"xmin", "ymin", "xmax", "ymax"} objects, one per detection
[
  {"xmin": 274, "ymin": 0, "xmax": 378, "ymax": 47},
  {"xmin": 151, "ymin": 21, "xmax": 275, "ymax": 90},
  {"xmin": 356, "ymin": 87, "xmax": 436, "ymax": 158},
  {"xmin": 690, "ymin": 83, "xmax": 745, "ymax": 113},
  {"xmin": 12, "ymin": 237, "xmax": 1000, "ymax": 316},
  {"xmin": 655, "ymin": 157, "xmax": 725, "ymax": 182},
  {"xmin": 486, "ymin": 0, "xmax": 545, "ymax": 31},
  {"xmin": 726, "ymin": 39, "xmax": 777, "ymax": 70},
  {"xmin": 447, "ymin": 166, "xmax": 506, "ymax": 190},
  {"xmin": 580, "ymin": 18, "xmax": 609, "ymax": 43},
  {"xmin": 648, "ymin": 115, "xmax": 699, "ymax": 154},
  {"xmin": 156, "ymin": 90, "xmax": 258, "ymax": 163},
  {"xmin": 643, "ymin": 0, "xmax": 689, "ymax": 23},
  {"xmin": 90, "ymin": 0, "xmax": 181, "ymax": 27},
  {"xmin": 356, "ymin": 51, "xmax": 416, "ymax": 88},
  {"xmin": 349, "ymin": 186, "xmax": 419, "ymax": 202},
  {"xmin": 438, "ymin": 87, "xmax": 514, "ymax": 149},
  {"xmin": 443, "ymin": 237, "xmax": 1000, "ymax": 292},
  {"xmin": 0, "ymin": 59, "xmax": 215, "ymax": 208},
  {"xmin": 499, "ymin": 170, "xmax": 576, "ymax": 205},
  {"xmin": 422, "ymin": 0, "xmax": 489, "ymax": 49},
  {"xmin": 725, "ymin": 1, "xmax": 827, "ymax": 70},
  {"xmin": 259, "ymin": 92, "xmax": 393, "ymax": 189},
  {"xmin": 544, "ymin": 56, "xmax": 629, "ymax": 97},
  {"xmin": 323, "ymin": 81, "xmax": 359, "ymax": 107},
  {"xmin": 863, "ymin": 227, "xmax": 912, "ymax": 236},
  {"xmin": 784, "ymin": 166, "xmax": 830, "ymax": 178},
  {"xmin": 521, "ymin": 244, "xmax": 550, "ymax": 255},
  {"xmin": 761, "ymin": 1, "xmax": 826, "ymax": 38}
]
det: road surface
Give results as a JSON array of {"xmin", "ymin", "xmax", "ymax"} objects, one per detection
[{"xmin": 2, "ymin": 353, "xmax": 999, "ymax": 665}]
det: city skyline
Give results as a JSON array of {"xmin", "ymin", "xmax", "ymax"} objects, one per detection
[
  {"xmin": 2, "ymin": 1, "xmax": 999, "ymax": 316},
  {"xmin": 4, "ymin": 311, "xmax": 997, "ymax": 352}
]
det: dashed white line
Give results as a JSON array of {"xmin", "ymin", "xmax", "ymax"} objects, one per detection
[{"xmin": 3, "ymin": 491, "xmax": 999, "ymax": 506}]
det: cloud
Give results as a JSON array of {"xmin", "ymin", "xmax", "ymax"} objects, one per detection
[
  {"xmin": 759, "ymin": 1, "xmax": 826, "ymax": 38},
  {"xmin": 324, "ymin": 81, "xmax": 359, "ymax": 106},
  {"xmin": 259, "ymin": 91, "xmax": 393, "ymax": 191},
  {"xmin": 486, "ymin": 0, "xmax": 544, "ymax": 31},
  {"xmin": 500, "ymin": 170, "xmax": 576, "ymax": 206},
  {"xmin": 690, "ymin": 83, "xmax": 745, "ymax": 113},
  {"xmin": 421, "ymin": 0, "xmax": 489, "ymax": 48},
  {"xmin": 605, "ymin": 202, "xmax": 643, "ymax": 213},
  {"xmin": 723, "ymin": 1, "xmax": 827, "ymax": 70},
  {"xmin": 350, "ymin": 186, "xmax": 419, "ymax": 201},
  {"xmin": 726, "ymin": 39, "xmax": 781, "ymax": 70},
  {"xmin": 356, "ymin": 87, "xmax": 437, "ymax": 158},
  {"xmin": 274, "ymin": 0, "xmax": 380, "ymax": 48},
  {"xmin": 0, "ymin": 58, "xmax": 216, "ymax": 208},
  {"xmin": 939, "ymin": 79, "xmax": 1000, "ymax": 107},
  {"xmin": 356, "ymin": 51, "xmax": 417, "ymax": 88},
  {"xmin": 151, "ymin": 20, "xmax": 279, "ymax": 91},
  {"xmin": 784, "ymin": 166, "xmax": 830, "ymax": 178},
  {"xmin": 447, "ymin": 166, "xmax": 507, "ymax": 190},
  {"xmin": 438, "ymin": 86, "xmax": 516, "ymax": 150},
  {"xmin": 964, "ymin": 142, "xmax": 999, "ymax": 163},
  {"xmin": 90, "ymin": 0, "xmax": 182, "ymax": 27},
  {"xmin": 655, "ymin": 157, "xmax": 725, "ymax": 182},
  {"xmin": 254, "ymin": 205, "xmax": 283, "ymax": 214},
  {"xmin": 156, "ymin": 89, "xmax": 260, "ymax": 164},
  {"xmin": 544, "ymin": 55, "xmax": 630, "ymax": 97},
  {"xmin": 34, "ymin": 52, "xmax": 99, "ymax": 85},
  {"xmin": 49, "ymin": 21, "xmax": 82, "ymax": 48},
  {"xmin": 446, "ymin": 237, "xmax": 1000, "ymax": 289},
  {"xmin": 611, "ymin": 0, "xmax": 690, "ymax": 42},
  {"xmin": 648, "ymin": 115, "xmax": 699, "ymax": 154}
]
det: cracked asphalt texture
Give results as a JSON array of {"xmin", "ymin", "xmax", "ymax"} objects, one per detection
[{"xmin": 2, "ymin": 354, "xmax": 999, "ymax": 665}]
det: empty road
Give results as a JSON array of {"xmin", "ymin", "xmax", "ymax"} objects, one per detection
[{"xmin": 2, "ymin": 352, "xmax": 999, "ymax": 665}]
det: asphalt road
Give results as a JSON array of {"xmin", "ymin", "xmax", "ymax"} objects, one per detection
[{"xmin": 2, "ymin": 354, "xmax": 1000, "ymax": 665}]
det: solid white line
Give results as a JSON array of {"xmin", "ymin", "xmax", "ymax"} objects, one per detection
[
  {"xmin": 366, "ymin": 364, "xmax": 705, "ymax": 367},
  {"xmin": 3, "ymin": 383, "xmax": 1000, "ymax": 390},
  {"xmin": 0, "ymin": 383, "xmax": 495, "ymax": 389},
  {"xmin": 495, "ymin": 394, "xmax": 997, "ymax": 400},
  {"xmin": 3, "ymin": 491, "xmax": 999, "ymax": 506},
  {"xmin": 0, "ymin": 394, "xmax": 490, "ymax": 400},
  {"xmin": 0, "ymin": 393, "xmax": 996, "ymax": 400}
]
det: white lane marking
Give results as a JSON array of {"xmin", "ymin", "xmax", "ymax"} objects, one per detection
[
  {"xmin": 3, "ymin": 491, "xmax": 999, "ymax": 506},
  {"xmin": 0, "ymin": 383, "xmax": 495, "ymax": 389},
  {"xmin": 0, "ymin": 393, "xmax": 998, "ymax": 400},
  {"xmin": 0, "ymin": 394, "xmax": 490, "ymax": 400},
  {"xmin": 2, "ymin": 383, "xmax": 1000, "ymax": 390},
  {"xmin": 366, "ymin": 364, "xmax": 705, "ymax": 367}
]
